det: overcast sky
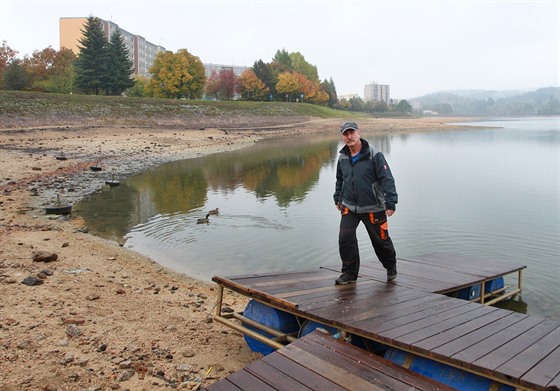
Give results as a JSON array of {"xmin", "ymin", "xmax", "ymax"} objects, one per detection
[{"xmin": 1, "ymin": 0, "xmax": 558, "ymax": 99}]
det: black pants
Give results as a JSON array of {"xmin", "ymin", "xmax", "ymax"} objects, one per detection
[{"xmin": 338, "ymin": 209, "xmax": 396, "ymax": 280}]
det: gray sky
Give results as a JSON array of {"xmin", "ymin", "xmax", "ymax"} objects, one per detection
[{"xmin": 1, "ymin": 0, "xmax": 558, "ymax": 99}]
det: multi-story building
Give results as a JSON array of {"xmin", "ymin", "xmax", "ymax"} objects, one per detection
[
  {"xmin": 338, "ymin": 93, "xmax": 360, "ymax": 101},
  {"xmin": 364, "ymin": 82, "xmax": 390, "ymax": 103},
  {"xmin": 203, "ymin": 63, "xmax": 248, "ymax": 78},
  {"xmin": 59, "ymin": 17, "xmax": 165, "ymax": 77}
]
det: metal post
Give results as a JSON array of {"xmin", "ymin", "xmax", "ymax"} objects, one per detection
[{"xmin": 215, "ymin": 284, "xmax": 224, "ymax": 317}]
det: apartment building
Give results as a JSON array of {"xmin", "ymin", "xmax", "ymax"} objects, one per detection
[
  {"xmin": 364, "ymin": 82, "xmax": 390, "ymax": 103},
  {"xmin": 204, "ymin": 63, "xmax": 249, "ymax": 78},
  {"xmin": 59, "ymin": 17, "xmax": 165, "ymax": 77}
]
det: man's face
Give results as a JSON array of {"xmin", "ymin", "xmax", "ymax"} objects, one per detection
[{"xmin": 342, "ymin": 129, "xmax": 359, "ymax": 147}]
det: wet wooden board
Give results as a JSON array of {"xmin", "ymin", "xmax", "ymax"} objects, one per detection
[
  {"xmin": 204, "ymin": 331, "xmax": 455, "ymax": 391},
  {"xmin": 212, "ymin": 252, "xmax": 559, "ymax": 390}
]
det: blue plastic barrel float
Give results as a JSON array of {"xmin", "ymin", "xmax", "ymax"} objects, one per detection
[
  {"xmin": 241, "ymin": 299, "xmax": 300, "ymax": 355},
  {"xmin": 385, "ymin": 348, "xmax": 515, "ymax": 391},
  {"xmin": 456, "ymin": 284, "xmax": 481, "ymax": 300},
  {"xmin": 455, "ymin": 277, "xmax": 505, "ymax": 301},
  {"xmin": 299, "ymin": 320, "xmax": 388, "ymax": 355},
  {"xmin": 485, "ymin": 277, "xmax": 505, "ymax": 293},
  {"xmin": 298, "ymin": 319, "xmax": 337, "ymax": 337}
]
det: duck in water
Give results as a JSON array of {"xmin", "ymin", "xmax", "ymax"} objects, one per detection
[
  {"xmin": 197, "ymin": 213, "xmax": 210, "ymax": 224},
  {"xmin": 209, "ymin": 208, "xmax": 220, "ymax": 215}
]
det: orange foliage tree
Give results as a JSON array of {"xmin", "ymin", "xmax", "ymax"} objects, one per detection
[{"xmin": 238, "ymin": 69, "xmax": 270, "ymax": 101}]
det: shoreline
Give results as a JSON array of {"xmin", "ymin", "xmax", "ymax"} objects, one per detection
[{"xmin": 0, "ymin": 116, "xmax": 475, "ymax": 390}]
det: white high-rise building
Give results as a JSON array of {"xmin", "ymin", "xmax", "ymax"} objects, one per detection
[{"xmin": 364, "ymin": 82, "xmax": 390, "ymax": 103}]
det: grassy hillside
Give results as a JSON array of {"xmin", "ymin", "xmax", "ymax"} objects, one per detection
[{"xmin": 0, "ymin": 91, "xmax": 368, "ymax": 129}]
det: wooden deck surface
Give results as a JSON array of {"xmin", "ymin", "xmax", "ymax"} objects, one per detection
[
  {"xmin": 323, "ymin": 252, "xmax": 526, "ymax": 294},
  {"xmin": 205, "ymin": 331, "xmax": 456, "ymax": 391},
  {"xmin": 212, "ymin": 253, "xmax": 559, "ymax": 391}
]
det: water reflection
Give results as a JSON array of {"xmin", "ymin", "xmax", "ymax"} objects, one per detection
[
  {"xmin": 74, "ymin": 118, "xmax": 559, "ymax": 321},
  {"xmin": 75, "ymin": 134, "xmax": 342, "ymax": 240}
]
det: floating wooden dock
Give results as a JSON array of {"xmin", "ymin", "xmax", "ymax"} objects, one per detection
[
  {"xmin": 205, "ymin": 330, "xmax": 456, "ymax": 391},
  {"xmin": 211, "ymin": 253, "xmax": 559, "ymax": 391}
]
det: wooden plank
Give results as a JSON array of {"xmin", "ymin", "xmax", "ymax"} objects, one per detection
[
  {"xmin": 204, "ymin": 378, "xmax": 243, "ymax": 391},
  {"xmin": 348, "ymin": 294, "xmax": 453, "ymax": 329},
  {"xmin": 301, "ymin": 332, "xmax": 456, "ymax": 391},
  {"xmin": 238, "ymin": 273, "xmax": 338, "ymax": 293},
  {"xmin": 261, "ymin": 349, "xmax": 347, "ymax": 390},
  {"xmin": 396, "ymin": 304, "xmax": 497, "ymax": 347},
  {"xmin": 432, "ymin": 312, "xmax": 526, "ymax": 362},
  {"xmin": 366, "ymin": 297, "xmax": 471, "ymax": 335},
  {"xmin": 213, "ymin": 278, "xmax": 300, "ymax": 309},
  {"xmin": 303, "ymin": 286, "xmax": 426, "ymax": 321},
  {"xmin": 291, "ymin": 279, "xmax": 402, "ymax": 310},
  {"xmin": 472, "ymin": 319, "xmax": 559, "ymax": 371},
  {"xmin": 215, "ymin": 268, "xmax": 322, "ymax": 284},
  {"xmin": 519, "ymin": 346, "xmax": 560, "ymax": 390},
  {"xmin": 277, "ymin": 342, "xmax": 386, "ymax": 391},
  {"xmin": 543, "ymin": 367, "xmax": 560, "ymax": 391},
  {"xmin": 451, "ymin": 314, "xmax": 545, "ymax": 365},
  {"xmin": 412, "ymin": 308, "xmax": 509, "ymax": 351},
  {"xmin": 380, "ymin": 299, "xmax": 481, "ymax": 340},
  {"xmin": 494, "ymin": 326, "xmax": 560, "ymax": 384},
  {"xmin": 243, "ymin": 359, "xmax": 314, "ymax": 391},
  {"xmin": 222, "ymin": 368, "xmax": 277, "ymax": 391}
]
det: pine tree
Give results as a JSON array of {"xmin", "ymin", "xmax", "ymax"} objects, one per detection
[
  {"xmin": 106, "ymin": 29, "xmax": 134, "ymax": 96},
  {"xmin": 74, "ymin": 16, "xmax": 110, "ymax": 95}
]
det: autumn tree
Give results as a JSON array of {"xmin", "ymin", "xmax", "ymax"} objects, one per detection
[
  {"xmin": 276, "ymin": 71, "xmax": 301, "ymax": 101},
  {"xmin": 0, "ymin": 41, "xmax": 19, "ymax": 89},
  {"xmin": 24, "ymin": 47, "xmax": 76, "ymax": 93},
  {"xmin": 205, "ymin": 67, "xmax": 238, "ymax": 100},
  {"xmin": 0, "ymin": 41, "xmax": 18, "ymax": 76},
  {"xmin": 105, "ymin": 29, "xmax": 134, "ymax": 95},
  {"xmin": 238, "ymin": 69, "xmax": 269, "ymax": 101},
  {"xmin": 204, "ymin": 70, "xmax": 220, "ymax": 99},
  {"xmin": 149, "ymin": 49, "xmax": 205, "ymax": 99}
]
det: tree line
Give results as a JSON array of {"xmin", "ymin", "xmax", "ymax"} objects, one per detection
[{"xmin": 0, "ymin": 16, "xmax": 415, "ymax": 113}]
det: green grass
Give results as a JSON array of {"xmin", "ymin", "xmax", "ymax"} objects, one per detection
[{"xmin": 0, "ymin": 90, "xmax": 368, "ymax": 121}]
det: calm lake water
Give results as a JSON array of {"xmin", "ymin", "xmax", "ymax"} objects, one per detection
[{"xmin": 74, "ymin": 116, "xmax": 560, "ymax": 320}]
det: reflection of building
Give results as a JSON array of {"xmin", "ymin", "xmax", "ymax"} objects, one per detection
[
  {"xmin": 59, "ymin": 17, "xmax": 165, "ymax": 77},
  {"xmin": 203, "ymin": 63, "xmax": 248, "ymax": 78},
  {"xmin": 364, "ymin": 82, "xmax": 390, "ymax": 103}
]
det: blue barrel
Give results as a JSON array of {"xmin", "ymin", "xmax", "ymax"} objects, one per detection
[
  {"xmin": 456, "ymin": 284, "xmax": 481, "ymax": 300},
  {"xmin": 298, "ymin": 320, "xmax": 337, "ymax": 337},
  {"xmin": 485, "ymin": 277, "xmax": 505, "ymax": 293},
  {"xmin": 385, "ymin": 348, "xmax": 515, "ymax": 390},
  {"xmin": 299, "ymin": 320, "xmax": 388, "ymax": 355},
  {"xmin": 242, "ymin": 300, "xmax": 300, "ymax": 355}
]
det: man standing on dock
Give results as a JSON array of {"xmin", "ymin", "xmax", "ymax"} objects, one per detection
[{"xmin": 333, "ymin": 121, "xmax": 398, "ymax": 284}]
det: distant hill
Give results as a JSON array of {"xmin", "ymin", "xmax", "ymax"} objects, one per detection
[{"xmin": 411, "ymin": 87, "xmax": 559, "ymax": 115}]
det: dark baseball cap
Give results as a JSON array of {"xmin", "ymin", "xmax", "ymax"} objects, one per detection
[{"xmin": 340, "ymin": 121, "xmax": 358, "ymax": 134}]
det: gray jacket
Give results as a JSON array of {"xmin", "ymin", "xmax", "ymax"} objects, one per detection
[{"xmin": 333, "ymin": 138, "xmax": 398, "ymax": 213}]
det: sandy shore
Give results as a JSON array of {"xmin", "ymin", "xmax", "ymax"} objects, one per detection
[{"xmin": 0, "ymin": 115, "xmax": 472, "ymax": 390}]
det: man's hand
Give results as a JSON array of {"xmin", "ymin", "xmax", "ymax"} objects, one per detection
[{"xmin": 386, "ymin": 209, "xmax": 395, "ymax": 217}]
